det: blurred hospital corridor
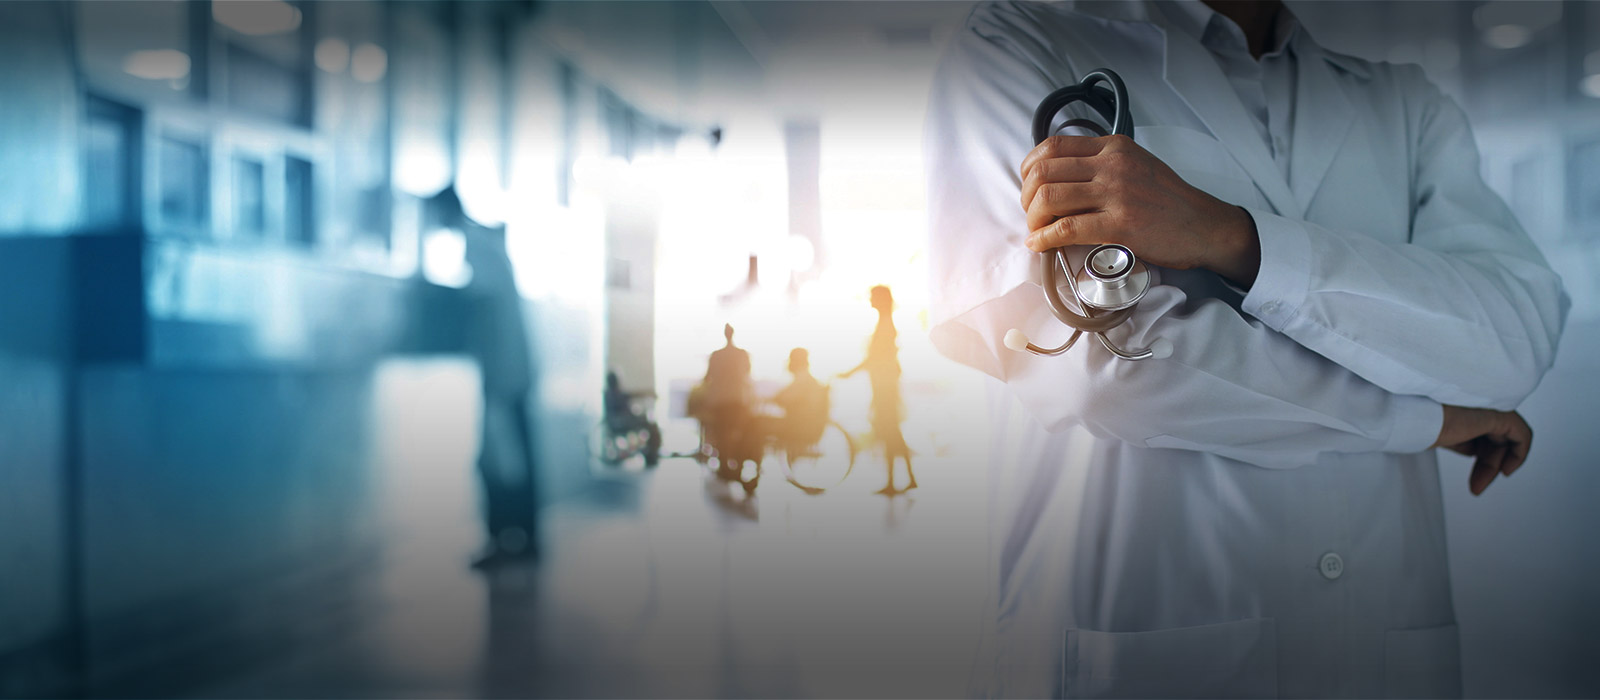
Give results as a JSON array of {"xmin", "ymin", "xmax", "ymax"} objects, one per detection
[{"xmin": 4, "ymin": 0, "xmax": 1600, "ymax": 697}]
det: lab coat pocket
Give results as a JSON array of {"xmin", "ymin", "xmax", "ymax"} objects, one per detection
[
  {"xmin": 1135, "ymin": 125, "xmax": 1265, "ymax": 210},
  {"xmin": 1384, "ymin": 624, "xmax": 1462, "ymax": 699},
  {"xmin": 1063, "ymin": 617, "xmax": 1278, "ymax": 698}
]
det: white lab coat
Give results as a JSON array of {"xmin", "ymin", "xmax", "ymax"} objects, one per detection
[{"xmin": 924, "ymin": 2, "xmax": 1569, "ymax": 697}]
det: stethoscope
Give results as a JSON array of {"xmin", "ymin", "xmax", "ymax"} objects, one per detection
[{"xmin": 1002, "ymin": 68, "xmax": 1172, "ymax": 361}]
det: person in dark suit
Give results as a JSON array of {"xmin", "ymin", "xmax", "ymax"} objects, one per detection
[{"xmin": 426, "ymin": 185, "xmax": 539, "ymax": 570}]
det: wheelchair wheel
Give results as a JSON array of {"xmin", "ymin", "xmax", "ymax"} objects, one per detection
[
  {"xmin": 590, "ymin": 419, "xmax": 641, "ymax": 468},
  {"xmin": 780, "ymin": 421, "xmax": 856, "ymax": 493}
]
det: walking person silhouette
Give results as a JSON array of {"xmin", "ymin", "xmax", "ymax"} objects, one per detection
[{"xmin": 840, "ymin": 286, "xmax": 916, "ymax": 495}]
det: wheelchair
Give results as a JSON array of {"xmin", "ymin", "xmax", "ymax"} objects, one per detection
[
  {"xmin": 591, "ymin": 394, "xmax": 662, "ymax": 469},
  {"xmin": 692, "ymin": 388, "xmax": 857, "ymax": 495}
]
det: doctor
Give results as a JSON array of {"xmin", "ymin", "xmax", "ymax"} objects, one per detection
[{"xmin": 925, "ymin": 1, "xmax": 1568, "ymax": 697}]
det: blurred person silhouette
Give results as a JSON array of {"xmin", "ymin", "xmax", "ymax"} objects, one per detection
[
  {"xmin": 692, "ymin": 324, "xmax": 757, "ymax": 479},
  {"xmin": 840, "ymin": 286, "xmax": 915, "ymax": 494},
  {"xmin": 771, "ymin": 348, "xmax": 829, "ymax": 453},
  {"xmin": 425, "ymin": 185, "xmax": 540, "ymax": 570},
  {"xmin": 603, "ymin": 370, "xmax": 661, "ymax": 466}
]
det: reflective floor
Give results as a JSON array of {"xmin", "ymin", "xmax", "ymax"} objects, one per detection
[{"xmin": 189, "ymin": 362, "xmax": 991, "ymax": 698}]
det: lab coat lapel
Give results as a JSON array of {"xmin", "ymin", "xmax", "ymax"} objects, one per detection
[
  {"xmin": 1158, "ymin": 25, "xmax": 1298, "ymax": 217},
  {"xmin": 1288, "ymin": 40, "xmax": 1353, "ymax": 217}
]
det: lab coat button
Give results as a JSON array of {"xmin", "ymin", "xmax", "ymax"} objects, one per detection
[{"xmin": 1319, "ymin": 552, "xmax": 1344, "ymax": 580}]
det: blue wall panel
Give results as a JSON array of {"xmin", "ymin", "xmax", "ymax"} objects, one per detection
[
  {"xmin": 77, "ymin": 367, "xmax": 380, "ymax": 622},
  {"xmin": 0, "ymin": 356, "xmax": 68, "ymax": 659}
]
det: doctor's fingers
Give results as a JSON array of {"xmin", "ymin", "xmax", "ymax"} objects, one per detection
[
  {"xmin": 1499, "ymin": 412, "xmax": 1533, "ymax": 476},
  {"xmin": 1026, "ymin": 210, "xmax": 1116, "ymax": 252},
  {"xmin": 1020, "ymin": 158, "xmax": 1100, "ymax": 211},
  {"xmin": 1025, "ymin": 182, "xmax": 1105, "ymax": 232},
  {"xmin": 1019, "ymin": 135, "xmax": 1115, "ymax": 180},
  {"xmin": 1464, "ymin": 410, "xmax": 1533, "ymax": 475},
  {"xmin": 1469, "ymin": 442, "xmax": 1506, "ymax": 496}
]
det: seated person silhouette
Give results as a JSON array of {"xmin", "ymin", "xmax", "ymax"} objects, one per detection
[
  {"xmin": 696, "ymin": 324, "xmax": 757, "ymax": 475},
  {"xmin": 772, "ymin": 348, "xmax": 829, "ymax": 454},
  {"xmin": 603, "ymin": 370, "xmax": 661, "ymax": 466}
]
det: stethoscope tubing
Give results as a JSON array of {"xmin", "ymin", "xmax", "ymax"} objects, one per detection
[{"xmin": 1031, "ymin": 69, "xmax": 1132, "ymax": 145}]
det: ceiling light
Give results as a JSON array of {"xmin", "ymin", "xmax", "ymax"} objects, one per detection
[
  {"xmin": 1473, "ymin": 1, "xmax": 1560, "ymax": 32},
  {"xmin": 1581, "ymin": 74, "xmax": 1600, "ymax": 100},
  {"xmin": 1483, "ymin": 24, "xmax": 1530, "ymax": 49},
  {"xmin": 351, "ymin": 43, "xmax": 387, "ymax": 83},
  {"xmin": 123, "ymin": 49, "xmax": 191, "ymax": 80},
  {"xmin": 213, "ymin": 0, "xmax": 302, "ymax": 36},
  {"xmin": 315, "ymin": 37, "xmax": 350, "ymax": 73}
]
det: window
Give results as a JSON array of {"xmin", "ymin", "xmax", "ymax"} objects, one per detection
[
  {"xmin": 74, "ymin": 0, "xmax": 405, "ymax": 271},
  {"xmin": 159, "ymin": 135, "xmax": 208, "ymax": 230},
  {"xmin": 83, "ymin": 96, "xmax": 142, "ymax": 230},
  {"xmin": 225, "ymin": 42, "xmax": 310, "ymax": 126},
  {"xmin": 286, "ymin": 156, "xmax": 315, "ymax": 246},
  {"xmin": 1568, "ymin": 137, "xmax": 1600, "ymax": 227},
  {"xmin": 232, "ymin": 155, "xmax": 266, "ymax": 235}
]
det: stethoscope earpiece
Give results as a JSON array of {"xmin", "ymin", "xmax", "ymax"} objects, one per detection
[{"xmin": 1008, "ymin": 69, "xmax": 1169, "ymax": 361}]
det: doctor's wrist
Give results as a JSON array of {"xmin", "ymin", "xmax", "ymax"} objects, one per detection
[{"xmin": 1204, "ymin": 205, "xmax": 1261, "ymax": 289}]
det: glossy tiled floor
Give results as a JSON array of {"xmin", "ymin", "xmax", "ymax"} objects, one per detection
[{"xmin": 191, "ymin": 387, "xmax": 993, "ymax": 698}]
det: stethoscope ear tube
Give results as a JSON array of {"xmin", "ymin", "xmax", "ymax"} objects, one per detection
[
  {"xmin": 1030, "ymin": 69, "xmax": 1132, "ymax": 144},
  {"xmin": 1014, "ymin": 68, "xmax": 1165, "ymax": 361}
]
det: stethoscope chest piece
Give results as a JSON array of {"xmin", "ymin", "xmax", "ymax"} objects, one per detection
[{"xmin": 1075, "ymin": 244, "xmax": 1149, "ymax": 312}]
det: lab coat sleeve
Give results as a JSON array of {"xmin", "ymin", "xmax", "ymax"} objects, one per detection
[
  {"xmin": 925, "ymin": 14, "xmax": 1442, "ymax": 469},
  {"xmin": 1240, "ymin": 66, "xmax": 1569, "ymax": 411}
]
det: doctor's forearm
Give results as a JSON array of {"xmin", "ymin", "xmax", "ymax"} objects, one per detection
[
  {"xmin": 972, "ymin": 283, "xmax": 1444, "ymax": 469},
  {"xmin": 1236, "ymin": 209, "xmax": 1565, "ymax": 409}
]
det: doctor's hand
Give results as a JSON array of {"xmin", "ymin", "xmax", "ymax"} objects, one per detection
[
  {"xmin": 1019, "ymin": 134, "xmax": 1261, "ymax": 287},
  {"xmin": 1433, "ymin": 405, "xmax": 1533, "ymax": 496}
]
